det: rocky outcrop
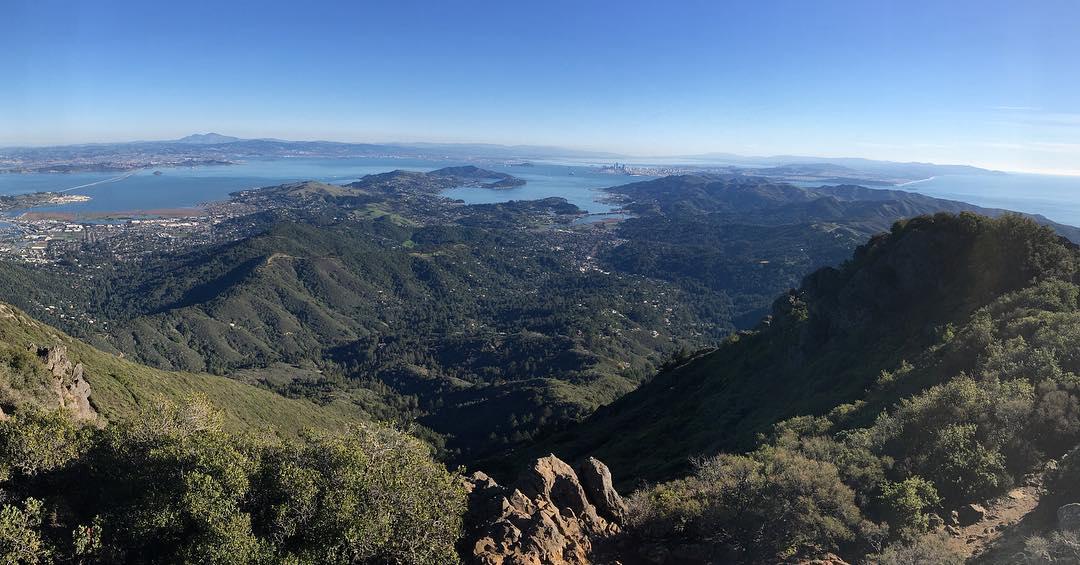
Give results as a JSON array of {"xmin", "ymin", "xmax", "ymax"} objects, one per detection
[
  {"xmin": 464, "ymin": 455, "xmax": 621, "ymax": 564},
  {"xmin": 577, "ymin": 457, "xmax": 626, "ymax": 523},
  {"xmin": 1058, "ymin": 503, "xmax": 1080, "ymax": 531},
  {"xmin": 35, "ymin": 344, "xmax": 95, "ymax": 420},
  {"xmin": 957, "ymin": 503, "xmax": 986, "ymax": 526}
]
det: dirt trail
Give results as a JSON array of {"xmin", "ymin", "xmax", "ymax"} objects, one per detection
[{"xmin": 936, "ymin": 471, "xmax": 1055, "ymax": 563}]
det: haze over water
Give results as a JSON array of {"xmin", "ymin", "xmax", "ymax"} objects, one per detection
[{"xmin": 1, "ymin": 159, "xmax": 1078, "ymax": 227}]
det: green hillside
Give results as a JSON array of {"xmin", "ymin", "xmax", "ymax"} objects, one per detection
[
  {"xmin": 507, "ymin": 212, "xmax": 1080, "ymax": 562},
  {"xmin": 7, "ymin": 172, "xmax": 1078, "ymax": 466},
  {"xmin": 0, "ymin": 301, "xmax": 372, "ymax": 437},
  {"xmin": 523, "ymin": 212, "xmax": 1080, "ymax": 486}
]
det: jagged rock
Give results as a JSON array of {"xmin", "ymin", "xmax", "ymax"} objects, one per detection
[
  {"xmin": 34, "ymin": 344, "xmax": 96, "ymax": 420},
  {"xmin": 577, "ymin": 457, "xmax": 627, "ymax": 523},
  {"xmin": 464, "ymin": 455, "xmax": 621, "ymax": 564},
  {"xmin": 517, "ymin": 455, "xmax": 602, "ymax": 526},
  {"xmin": 1057, "ymin": 503, "xmax": 1080, "ymax": 531},
  {"xmin": 948, "ymin": 510, "xmax": 960, "ymax": 526},
  {"xmin": 957, "ymin": 503, "xmax": 986, "ymax": 526}
]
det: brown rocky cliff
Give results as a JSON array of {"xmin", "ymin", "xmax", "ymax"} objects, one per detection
[{"xmin": 463, "ymin": 454, "xmax": 625, "ymax": 564}]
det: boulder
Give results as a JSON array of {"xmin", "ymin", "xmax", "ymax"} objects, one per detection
[
  {"xmin": 1058, "ymin": 503, "xmax": 1080, "ymax": 531},
  {"xmin": 517, "ymin": 455, "xmax": 601, "ymax": 525},
  {"xmin": 577, "ymin": 457, "xmax": 627, "ymax": 522},
  {"xmin": 957, "ymin": 503, "xmax": 986, "ymax": 526},
  {"xmin": 35, "ymin": 344, "xmax": 96, "ymax": 420},
  {"xmin": 464, "ymin": 455, "xmax": 621, "ymax": 564}
]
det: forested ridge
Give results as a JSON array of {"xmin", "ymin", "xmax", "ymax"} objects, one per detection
[
  {"xmin": 4, "ymin": 212, "xmax": 1080, "ymax": 562},
  {"xmin": 523, "ymin": 213, "xmax": 1080, "ymax": 562},
  {"xmin": 3, "ymin": 172, "xmax": 1071, "ymax": 464}
]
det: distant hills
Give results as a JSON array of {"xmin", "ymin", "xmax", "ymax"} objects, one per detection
[
  {"xmin": 174, "ymin": 132, "xmax": 242, "ymax": 144},
  {"xmin": 674, "ymin": 151, "xmax": 1001, "ymax": 179},
  {"xmin": 604, "ymin": 174, "xmax": 1080, "ymax": 240},
  {"xmin": 2, "ymin": 134, "xmax": 1001, "ymax": 183}
]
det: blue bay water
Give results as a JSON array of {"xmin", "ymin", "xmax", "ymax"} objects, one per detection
[
  {"xmin": 0, "ymin": 158, "xmax": 640, "ymax": 215},
  {"xmin": 2, "ymin": 159, "xmax": 1078, "ymax": 227},
  {"xmin": 890, "ymin": 173, "xmax": 1080, "ymax": 228}
]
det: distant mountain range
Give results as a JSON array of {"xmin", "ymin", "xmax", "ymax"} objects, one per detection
[
  {"xmin": 2, "ymin": 133, "xmax": 999, "ymax": 182},
  {"xmin": 676, "ymin": 151, "xmax": 1001, "ymax": 174}
]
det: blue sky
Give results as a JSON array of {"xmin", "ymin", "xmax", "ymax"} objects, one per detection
[{"xmin": 3, "ymin": 0, "xmax": 1079, "ymax": 173}]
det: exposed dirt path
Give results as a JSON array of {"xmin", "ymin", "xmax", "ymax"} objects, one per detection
[{"xmin": 935, "ymin": 471, "xmax": 1056, "ymax": 563}]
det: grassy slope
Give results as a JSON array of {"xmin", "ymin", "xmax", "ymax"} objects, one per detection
[{"xmin": 0, "ymin": 302, "xmax": 368, "ymax": 437}]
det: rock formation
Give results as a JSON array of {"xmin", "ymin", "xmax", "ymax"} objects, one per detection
[
  {"xmin": 35, "ymin": 344, "xmax": 95, "ymax": 420},
  {"xmin": 463, "ymin": 454, "xmax": 621, "ymax": 564},
  {"xmin": 1058, "ymin": 503, "xmax": 1080, "ymax": 531},
  {"xmin": 576, "ymin": 457, "xmax": 627, "ymax": 523},
  {"xmin": 957, "ymin": 503, "xmax": 987, "ymax": 526}
]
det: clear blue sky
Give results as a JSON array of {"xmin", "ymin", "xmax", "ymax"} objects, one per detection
[{"xmin": 3, "ymin": 0, "xmax": 1079, "ymax": 173}]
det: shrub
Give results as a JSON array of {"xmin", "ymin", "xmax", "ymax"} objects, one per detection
[
  {"xmin": 871, "ymin": 533, "xmax": 965, "ymax": 565},
  {"xmin": 878, "ymin": 477, "xmax": 940, "ymax": 539},
  {"xmin": 0, "ymin": 408, "xmax": 91, "ymax": 481},
  {"xmin": 0, "ymin": 497, "xmax": 48, "ymax": 564},
  {"xmin": 1024, "ymin": 530, "xmax": 1080, "ymax": 563},
  {"xmin": 0, "ymin": 398, "xmax": 466, "ymax": 564},
  {"xmin": 249, "ymin": 425, "xmax": 466, "ymax": 564},
  {"xmin": 626, "ymin": 447, "xmax": 869, "ymax": 561}
]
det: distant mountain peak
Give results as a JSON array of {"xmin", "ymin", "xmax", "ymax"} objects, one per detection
[{"xmin": 175, "ymin": 132, "xmax": 241, "ymax": 144}]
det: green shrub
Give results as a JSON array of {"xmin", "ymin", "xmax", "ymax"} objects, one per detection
[
  {"xmin": 879, "ymin": 477, "xmax": 940, "ymax": 539},
  {"xmin": 0, "ymin": 408, "xmax": 91, "ymax": 481},
  {"xmin": 626, "ymin": 447, "xmax": 869, "ymax": 561},
  {"xmin": 0, "ymin": 497, "xmax": 48, "ymax": 564},
  {"xmin": 249, "ymin": 425, "xmax": 466, "ymax": 563},
  {"xmin": 0, "ymin": 398, "xmax": 466, "ymax": 564}
]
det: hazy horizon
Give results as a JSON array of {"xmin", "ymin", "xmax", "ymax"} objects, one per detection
[{"xmin": 4, "ymin": 0, "xmax": 1079, "ymax": 174}]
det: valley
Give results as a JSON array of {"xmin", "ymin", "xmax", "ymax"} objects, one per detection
[
  {"xmin": 5, "ymin": 166, "xmax": 1080, "ymax": 562},
  {"xmin": 1, "ymin": 165, "xmax": 1077, "ymax": 468},
  {"xmin": 6, "ymin": 3, "xmax": 1079, "ymax": 562}
]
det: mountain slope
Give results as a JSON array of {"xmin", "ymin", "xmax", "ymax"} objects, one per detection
[
  {"xmin": 0, "ymin": 301, "xmax": 372, "ymax": 437},
  {"xmin": 521, "ymin": 212, "xmax": 1080, "ymax": 487},
  {"xmin": 605, "ymin": 175, "xmax": 1080, "ymax": 240}
]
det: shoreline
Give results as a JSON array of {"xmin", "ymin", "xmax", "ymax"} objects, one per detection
[{"xmin": 17, "ymin": 206, "xmax": 206, "ymax": 222}]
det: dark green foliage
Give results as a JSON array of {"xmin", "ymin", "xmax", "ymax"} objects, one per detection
[
  {"xmin": 0, "ymin": 399, "xmax": 466, "ymax": 564},
  {"xmin": 6, "ymin": 175, "xmax": 1044, "ymax": 465},
  {"xmin": 539, "ymin": 214, "xmax": 1080, "ymax": 561},
  {"xmin": 11, "ymin": 217, "xmax": 710, "ymax": 459},
  {"xmin": 624, "ymin": 447, "xmax": 873, "ymax": 562},
  {"xmin": 878, "ymin": 477, "xmax": 941, "ymax": 539},
  {"xmin": 532, "ymin": 213, "xmax": 1080, "ymax": 487}
]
